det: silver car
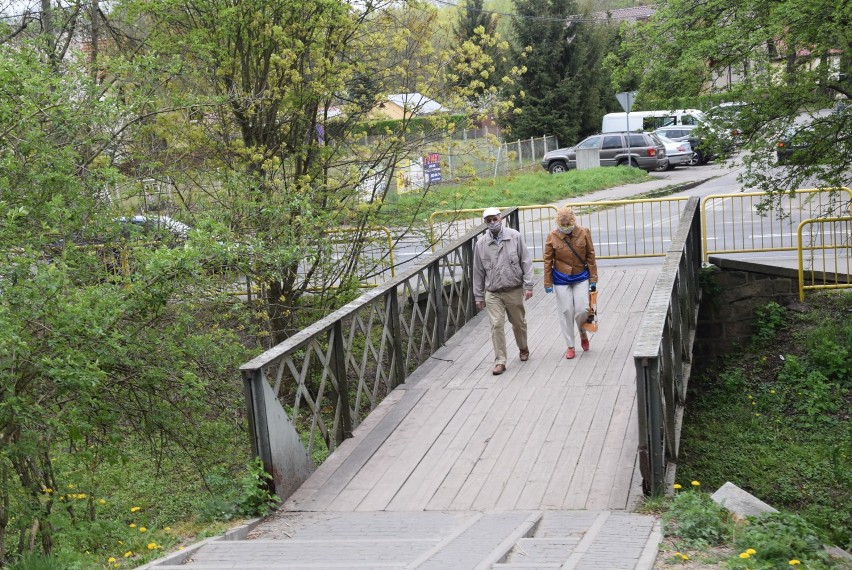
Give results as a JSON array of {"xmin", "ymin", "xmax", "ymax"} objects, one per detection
[
  {"xmin": 655, "ymin": 135, "xmax": 693, "ymax": 171},
  {"xmin": 541, "ymin": 131, "xmax": 667, "ymax": 173}
]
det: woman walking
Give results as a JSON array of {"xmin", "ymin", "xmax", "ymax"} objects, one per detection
[{"xmin": 543, "ymin": 206, "xmax": 598, "ymax": 359}]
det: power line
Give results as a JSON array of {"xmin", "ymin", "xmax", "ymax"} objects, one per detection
[{"xmin": 431, "ymin": 0, "xmax": 656, "ymax": 23}]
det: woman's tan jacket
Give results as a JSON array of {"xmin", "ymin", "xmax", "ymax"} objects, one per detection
[{"xmin": 543, "ymin": 226, "xmax": 598, "ymax": 289}]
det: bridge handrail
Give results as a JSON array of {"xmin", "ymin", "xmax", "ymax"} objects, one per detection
[
  {"xmin": 240, "ymin": 207, "xmax": 521, "ymax": 497},
  {"xmin": 633, "ymin": 196, "xmax": 702, "ymax": 496}
]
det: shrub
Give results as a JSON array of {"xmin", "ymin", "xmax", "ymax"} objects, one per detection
[
  {"xmin": 662, "ymin": 488, "xmax": 733, "ymax": 548},
  {"xmin": 729, "ymin": 512, "xmax": 833, "ymax": 569},
  {"xmin": 753, "ymin": 302, "xmax": 786, "ymax": 345}
]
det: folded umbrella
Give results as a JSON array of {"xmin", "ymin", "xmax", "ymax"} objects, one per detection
[{"xmin": 581, "ymin": 290, "xmax": 598, "ymax": 333}]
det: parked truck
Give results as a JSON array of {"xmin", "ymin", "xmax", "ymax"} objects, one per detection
[{"xmin": 601, "ymin": 109, "xmax": 704, "ymax": 133}]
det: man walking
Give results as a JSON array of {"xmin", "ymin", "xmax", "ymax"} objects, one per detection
[{"xmin": 473, "ymin": 207, "xmax": 534, "ymax": 375}]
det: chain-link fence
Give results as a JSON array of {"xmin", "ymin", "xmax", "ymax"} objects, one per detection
[{"xmin": 393, "ymin": 133, "xmax": 560, "ymax": 195}]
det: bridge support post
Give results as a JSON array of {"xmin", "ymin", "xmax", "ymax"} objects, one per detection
[
  {"xmin": 330, "ymin": 321, "xmax": 353, "ymax": 443},
  {"xmin": 429, "ymin": 262, "xmax": 447, "ymax": 347},
  {"xmin": 242, "ymin": 369, "xmax": 275, "ymax": 494},
  {"xmin": 636, "ymin": 357, "xmax": 665, "ymax": 496},
  {"xmin": 388, "ymin": 286, "xmax": 406, "ymax": 388}
]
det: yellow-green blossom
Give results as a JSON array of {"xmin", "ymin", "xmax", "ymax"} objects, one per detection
[
  {"xmin": 739, "ymin": 552, "xmax": 751, "ymax": 559},
  {"xmin": 691, "ymin": 480, "xmax": 700, "ymax": 487}
]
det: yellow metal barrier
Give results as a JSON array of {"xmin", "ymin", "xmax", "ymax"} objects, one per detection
[
  {"xmin": 430, "ymin": 197, "xmax": 689, "ymax": 261},
  {"xmin": 702, "ymin": 187, "xmax": 852, "ymax": 262},
  {"xmin": 429, "ymin": 206, "xmax": 557, "ymax": 262},
  {"xmin": 560, "ymin": 197, "xmax": 689, "ymax": 259},
  {"xmin": 797, "ymin": 216, "xmax": 852, "ymax": 301}
]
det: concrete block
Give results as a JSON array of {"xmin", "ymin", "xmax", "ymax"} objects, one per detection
[{"xmin": 711, "ymin": 482, "xmax": 778, "ymax": 520}]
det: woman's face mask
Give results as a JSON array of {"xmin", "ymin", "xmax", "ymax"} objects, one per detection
[{"xmin": 559, "ymin": 225, "xmax": 575, "ymax": 234}]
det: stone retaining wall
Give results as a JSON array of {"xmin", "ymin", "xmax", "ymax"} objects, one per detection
[{"xmin": 694, "ymin": 257, "xmax": 802, "ymax": 363}]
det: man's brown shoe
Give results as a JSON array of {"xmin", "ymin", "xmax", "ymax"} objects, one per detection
[
  {"xmin": 492, "ymin": 364, "xmax": 506, "ymax": 375},
  {"xmin": 519, "ymin": 348, "xmax": 529, "ymax": 361}
]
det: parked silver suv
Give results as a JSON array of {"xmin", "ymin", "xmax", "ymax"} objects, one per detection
[{"xmin": 541, "ymin": 131, "xmax": 667, "ymax": 173}]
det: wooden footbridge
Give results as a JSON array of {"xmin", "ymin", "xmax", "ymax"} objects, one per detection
[{"xmin": 142, "ymin": 187, "xmax": 850, "ymax": 568}]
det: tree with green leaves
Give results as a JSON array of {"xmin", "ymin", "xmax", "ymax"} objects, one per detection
[
  {"xmin": 451, "ymin": 0, "xmax": 507, "ymax": 101},
  {"xmin": 122, "ymin": 0, "xmax": 519, "ymax": 344},
  {"xmin": 610, "ymin": 0, "xmax": 852, "ymax": 199},
  {"xmin": 503, "ymin": 0, "xmax": 620, "ymax": 145},
  {"xmin": 0, "ymin": 6, "xmax": 255, "ymax": 562}
]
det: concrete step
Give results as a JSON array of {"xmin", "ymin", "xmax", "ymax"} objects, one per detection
[{"xmin": 140, "ymin": 510, "xmax": 660, "ymax": 569}]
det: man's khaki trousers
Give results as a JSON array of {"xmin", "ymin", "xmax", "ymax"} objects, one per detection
[{"xmin": 485, "ymin": 287, "xmax": 528, "ymax": 366}]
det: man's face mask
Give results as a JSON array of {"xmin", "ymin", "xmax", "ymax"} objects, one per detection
[
  {"xmin": 485, "ymin": 217, "xmax": 501, "ymax": 232},
  {"xmin": 559, "ymin": 225, "xmax": 575, "ymax": 234}
]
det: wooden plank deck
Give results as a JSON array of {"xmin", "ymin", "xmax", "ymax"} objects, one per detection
[{"xmin": 284, "ymin": 264, "xmax": 660, "ymax": 513}]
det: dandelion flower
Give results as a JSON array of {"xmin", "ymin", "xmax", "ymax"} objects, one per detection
[
  {"xmin": 148, "ymin": 542, "xmax": 158, "ymax": 550},
  {"xmin": 691, "ymin": 480, "xmax": 700, "ymax": 487},
  {"xmin": 739, "ymin": 552, "xmax": 751, "ymax": 559},
  {"xmin": 747, "ymin": 549, "xmax": 756, "ymax": 555},
  {"xmin": 130, "ymin": 506, "xmax": 141, "ymax": 512},
  {"xmin": 129, "ymin": 523, "xmax": 136, "ymax": 528},
  {"xmin": 67, "ymin": 484, "xmax": 76, "ymax": 489},
  {"xmin": 139, "ymin": 527, "xmax": 147, "ymax": 533},
  {"xmin": 164, "ymin": 527, "xmax": 171, "ymax": 532},
  {"xmin": 789, "ymin": 561, "xmax": 800, "ymax": 566},
  {"xmin": 673, "ymin": 484, "xmax": 682, "ymax": 490},
  {"xmin": 124, "ymin": 551, "xmax": 133, "ymax": 557},
  {"xmin": 681, "ymin": 554, "xmax": 689, "ymax": 560},
  {"xmin": 108, "ymin": 557, "xmax": 116, "ymax": 563},
  {"xmin": 99, "ymin": 499, "xmax": 106, "ymax": 505}
]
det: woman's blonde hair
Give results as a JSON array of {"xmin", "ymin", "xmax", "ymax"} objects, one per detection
[{"xmin": 556, "ymin": 206, "xmax": 576, "ymax": 227}]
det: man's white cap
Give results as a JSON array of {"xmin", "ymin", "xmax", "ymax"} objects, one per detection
[{"xmin": 482, "ymin": 207, "xmax": 501, "ymax": 219}]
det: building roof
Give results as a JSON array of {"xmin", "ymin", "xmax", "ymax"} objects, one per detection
[{"xmin": 386, "ymin": 93, "xmax": 447, "ymax": 115}]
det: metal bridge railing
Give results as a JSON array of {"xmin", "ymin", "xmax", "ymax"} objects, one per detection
[
  {"xmin": 633, "ymin": 197, "xmax": 702, "ymax": 496},
  {"xmin": 239, "ymin": 208, "xmax": 523, "ymax": 498},
  {"xmin": 797, "ymin": 216, "xmax": 852, "ymax": 300},
  {"xmin": 701, "ymin": 187, "xmax": 852, "ymax": 262}
]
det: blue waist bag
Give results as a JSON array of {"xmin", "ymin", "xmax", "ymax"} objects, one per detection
[{"xmin": 552, "ymin": 267, "xmax": 589, "ymax": 285}]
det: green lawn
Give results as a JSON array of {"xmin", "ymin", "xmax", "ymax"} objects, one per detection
[{"xmin": 381, "ymin": 166, "xmax": 652, "ymax": 222}]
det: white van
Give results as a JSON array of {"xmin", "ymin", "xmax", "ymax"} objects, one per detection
[{"xmin": 601, "ymin": 109, "xmax": 705, "ymax": 133}]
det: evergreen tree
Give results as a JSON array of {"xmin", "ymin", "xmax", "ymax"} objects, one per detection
[{"xmin": 505, "ymin": 0, "xmax": 620, "ymax": 145}]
